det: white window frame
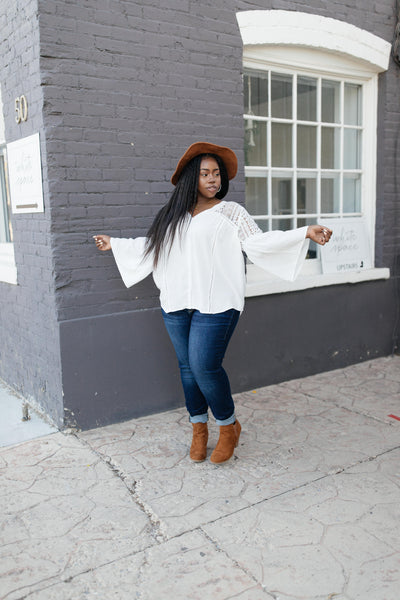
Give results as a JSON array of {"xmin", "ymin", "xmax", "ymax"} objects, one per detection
[
  {"xmin": 0, "ymin": 151, "xmax": 17, "ymax": 285},
  {"xmin": 0, "ymin": 93, "xmax": 17, "ymax": 285},
  {"xmin": 0, "ymin": 242, "xmax": 17, "ymax": 284},
  {"xmin": 236, "ymin": 10, "xmax": 391, "ymax": 296}
]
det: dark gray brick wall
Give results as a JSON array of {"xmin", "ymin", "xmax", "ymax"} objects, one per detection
[
  {"xmin": 39, "ymin": 0, "xmax": 245, "ymax": 321},
  {"xmin": 36, "ymin": 0, "xmax": 400, "ymax": 323},
  {"xmin": 0, "ymin": 0, "xmax": 63, "ymax": 425}
]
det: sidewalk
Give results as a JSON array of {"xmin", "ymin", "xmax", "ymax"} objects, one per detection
[
  {"xmin": 0, "ymin": 381, "xmax": 57, "ymax": 448},
  {"xmin": 1, "ymin": 356, "xmax": 399, "ymax": 600}
]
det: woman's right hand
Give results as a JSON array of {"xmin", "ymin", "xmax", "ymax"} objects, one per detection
[{"xmin": 93, "ymin": 235, "xmax": 111, "ymax": 251}]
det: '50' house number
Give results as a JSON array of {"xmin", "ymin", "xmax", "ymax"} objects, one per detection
[{"xmin": 15, "ymin": 95, "xmax": 28, "ymax": 123}]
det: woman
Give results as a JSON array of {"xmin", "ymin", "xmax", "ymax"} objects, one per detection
[{"xmin": 94, "ymin": 142, "xmax": 332, "ymax": 465}]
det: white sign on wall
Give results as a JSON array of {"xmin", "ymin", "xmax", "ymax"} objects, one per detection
[
  {"xmin": 320, "ymin": 218, "xmax": 372, "ymax": 274},
  {"xmin": 7, "ymin": 133, "xmax": 44, "ymax": 213}
]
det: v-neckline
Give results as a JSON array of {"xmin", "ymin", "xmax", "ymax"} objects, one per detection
[{"xmin": 191, "ymin": 200, "xmax": 225, "ymax": 219}]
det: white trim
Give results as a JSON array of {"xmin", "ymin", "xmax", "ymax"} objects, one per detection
[
  {"xmin": 0, "ymin": 91, "xmax": 5, "ymax": 145},
  {"xmin": 236, "ymin": 10, "xmax": 391, "ymax": 73},
  {"xmin": 246, "ymin": 263, "xmax": 390, "ymax": 297},
  {"xmin": 239, "ymin": 11, "xmax": 390, "ymax": 294},
  {"xmin": 0, "ymin": 243, "xmax": 17, "ymax": 285},
  {"xmin": 361, "ymin": 76, "xmax": 378, "ymax": 261},
  {"xmin": 244, "ymin": 46, "xmax": 380, "ymax": 79}
]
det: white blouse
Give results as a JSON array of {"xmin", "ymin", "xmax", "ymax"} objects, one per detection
[{"xmin": 110, "ymin": 201, "xmax": 309, "ymax": 314}]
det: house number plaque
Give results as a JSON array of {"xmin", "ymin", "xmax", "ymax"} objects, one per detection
[{"xmin": 15, "ymin": 95, "xmax": 28, "ymax": 123}]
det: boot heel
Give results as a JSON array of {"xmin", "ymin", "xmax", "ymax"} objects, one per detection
[
  {"xmin": 234, "ymin": 420, "xmax": 241, "ymax": 448},
  {"xmin": 210, "ymin": 420, "xmax": 241, "ymax": 465},
  {"xmin": 190, "ymin": 422, "xmax": 208, "ymax": 462}
]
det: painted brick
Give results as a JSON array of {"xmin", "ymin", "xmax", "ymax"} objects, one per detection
[{"xmin": 0, "ymin": 0, "xmax": 63, "ymax": 425}]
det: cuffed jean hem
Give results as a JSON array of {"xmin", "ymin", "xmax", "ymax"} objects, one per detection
[
  {"xmin": 215, "ymin": 413, "xmax": 236, "ymax": 426},
  {"xmin": 189, "ymin": 413, "xmax": 209, "ymax": 424}
]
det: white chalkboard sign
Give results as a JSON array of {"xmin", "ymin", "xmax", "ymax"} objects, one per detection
[
  {"xmin": 320, "ymin": 218, "xmax": 371, "ymax": 274},
  {"xmin": 7, "ymin": 133, "xmax": 44, "ymax": 214}
]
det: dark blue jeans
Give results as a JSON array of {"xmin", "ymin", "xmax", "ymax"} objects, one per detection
[{"xmin": 161, "ymin": 309, "xmax": 240, "ymax": 425}]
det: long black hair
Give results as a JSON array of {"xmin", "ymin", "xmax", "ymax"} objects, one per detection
[{"xmin": 144, "ymin": 153, "xmax": 229, "ymax": 267}]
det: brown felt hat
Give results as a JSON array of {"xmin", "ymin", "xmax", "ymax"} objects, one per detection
[{"xmin": 171, "ymin": 142, "xmax": 238, "ymax": 185}]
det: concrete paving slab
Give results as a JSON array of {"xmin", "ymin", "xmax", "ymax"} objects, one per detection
[
  {"xmin": 0, "ymin": 433, "xmax": 153, "ymax": 600},
  {"xmin": 203, "ymin": 450, "xmax": 400, "ymax": 600},
  {"xmin": 24, "ymin": 531, "xmax": 273, "ymax": 600},
  {"xmin": 1, "ymin": 356, "xmax": 399, "ymax": 600},
  {"xmin": 282, "ymin": 356, "xmax": 400, "ymax": 424},
  {"xmin": 78, "ymin": 360, "xmax": 399, "ymax": 538},
  {"xmin": 24, "ymin": 551, "xmax": 145, "ymax": 600}
]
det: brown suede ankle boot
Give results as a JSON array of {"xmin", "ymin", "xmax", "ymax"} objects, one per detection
[
  {"xmin": 190, "ymin": 422, "xmax": 209, "ymax": 462},
  {"xmin": 210, "ymin": 420, "xmax": 241, "ymax": 464}
]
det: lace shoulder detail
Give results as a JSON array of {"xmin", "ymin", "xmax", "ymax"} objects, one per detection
[{"xmin": 216, "ymin": 201, "xmax": 262, "ymax": 242}]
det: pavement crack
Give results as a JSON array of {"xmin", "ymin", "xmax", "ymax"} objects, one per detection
[
  {"xmin": 7, "ymin": 553, "xmax": 136, "ymax": 600},
  {"xmin": 130, "ymin": 479, "xmax": 168, "ymax": 543},
  {"xmin": 303, "ymin": 389, "xmax": 398, "ymax": 426},
  {"xmin": 67, "ymin": 431, "xmax": 167, "ymax": 545},
  {"xmin": 132, "ymin": 548, "xmax": 149, "ymax": 600},
  {"xmin": 192, "ymin": 444, "xmax": 400, "ymax": 534},
  {"xmin": 200, "ymin": 528, "xmax": 271, "ymax": 597}
]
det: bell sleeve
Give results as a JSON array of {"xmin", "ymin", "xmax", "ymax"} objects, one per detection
[
  {"xmin": 238, "ymin": 208, "xmax": 309, "ymax": 281},
  {"xmin": 110, "ymin": 237, "xmax": 153, "ymax": 288}
]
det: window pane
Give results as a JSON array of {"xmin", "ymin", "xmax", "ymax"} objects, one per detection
[
  {"xmin": 271, "ymin": 73, "xmax": 292, "ymax": 119},
  {"xmin": 272, "ymin": 218, "xmax": 293, "ymax": 231},
  {"xmin": 0, "ymin": 154, "xmax": 12, "ymax": 243},
  {"xmin": 343, "ymin": 174, "xmax": 361, "ymax": 212},
  {"xmin": 244, "ymin": 68, "xmax": 365, "ymax": 239},
  {"xmin": 272, "ymin": 175, "xmax": 292, "ymax": 215},
  {"xmin": 297, "ymin": 125, "xmax": 316, "ymax": 168},
  {"xmin": 297, "ymin": 76, "xmax": 317, "ymax": 122},
  {"xmin": 321, "ymin": 174, "xmax": 340, "ymax": 213},
  {"xmin": 244, "ymin": 73, "xmax": 268, "ymax": 117},
  {"xmin": 343, "ymin": 129, "xmax": 361, "ymax": 169},
  {"xmin": 321, "ymin": 79, "xmax": 340, "ymax": 123},
  {"xmin": 297, "ymin": 174, "xmax": 317, "ymax": 214},
  {"xmin": 344, "ymin": 83, "xmax": 362, "ymax": 126},
  {"xmin": 321, "ymin": 127, "xmax": 340, "ymax": 169},
  {"xmin": 297, "ymin": 217, "xmax": 318, "ymax": 258},
  {"xmin": 271, "ymin": 123, "xmax": 292, "ymax": 167},
  {"xmin": 245, "ymin": 177, "xmax": 268, "ymax": 215},
  {"xmin": 255, "ymin": 219, "xmax": 269, "ymax": 232},
  {"xmin": 245, "ymin": 121, "xmax": 267, "ymax": 166}
]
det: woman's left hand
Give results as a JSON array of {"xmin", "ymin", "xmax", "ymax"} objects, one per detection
[{"xmin": 306, "ymin": 225, "xmax": 333, "ymax": 246}]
